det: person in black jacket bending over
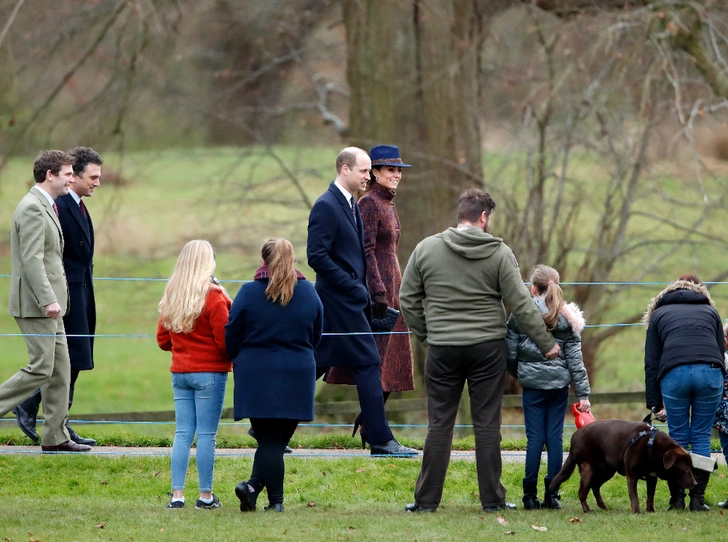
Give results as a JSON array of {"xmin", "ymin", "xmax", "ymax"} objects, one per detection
[
  {"xmin": 13, "ymin": 147, "xmax": 102, "ymax": 446},
  {"xmin": 644, "ymin": 274, "xmax": 725, "ymax": 511}
]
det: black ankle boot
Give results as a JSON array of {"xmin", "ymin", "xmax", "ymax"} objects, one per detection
[
  {"xmin": 689, "ymin": 469, "xmax": 711, "ymax": 511},
  {"xmin": 667, "ymin": 479, "xmax": 685, "ymax": 510},
  {"xmin": 541, "ymin": 477, "xmax": 561, "ymax": 509},
  {"xmin": 522, "ymin": 480, "xmax": 540, "ymax": 510}
]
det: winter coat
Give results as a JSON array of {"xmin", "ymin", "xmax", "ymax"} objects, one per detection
[
  {"xmin": 226, "ymin": 273, "xmax": 323, "ymax": 422},
  {"xmin": 644, "ymin": 280, "xmax": 725, "ymax": 410},
  {"xmin": 506, "ymin": 296, "xmax": 591, "ymax": 398},
  {"xmin": 400, "ymin": 226, "xmax": 555, "ymax": 351},
  {"xmin": 307, "ymin": 182, "xmax": 380, "ymax": 368},
  {"xmin": 157, "ymin": 285, "xmax": 233, "ymax": 374},
  {"xmin": 327, "ymin": 181, "xmax": 414, "ymax": 391},
  {"xmin": 57, "ymin": 193, "xmax": 96, "ymax": 371}
]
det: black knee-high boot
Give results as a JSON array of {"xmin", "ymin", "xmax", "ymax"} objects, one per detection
[
  {"xmin": 667, "ymin": 479, "xmax": 686, "ymax": 510},
  {"xmin": 689, "ymin": 469, "xmax": 711, "ymax": 511}
]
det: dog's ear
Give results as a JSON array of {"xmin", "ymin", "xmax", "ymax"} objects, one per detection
[{"xmin": 663, "ymin": 450, "xmax": 677, "ymax": 470}]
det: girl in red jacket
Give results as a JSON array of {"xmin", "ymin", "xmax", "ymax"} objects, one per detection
[{"xmin": 157, "ymin": 240, "xmax": 232, "ymax": 510}]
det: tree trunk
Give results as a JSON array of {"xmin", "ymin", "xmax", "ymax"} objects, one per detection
[{"xmin": 344, "ymin": 0, "xmax": 492, "ymax": 259}]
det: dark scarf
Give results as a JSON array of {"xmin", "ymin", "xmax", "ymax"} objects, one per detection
[{"xmin": 254, "ymin": 265, "xmax": 306, "ymax": 280}]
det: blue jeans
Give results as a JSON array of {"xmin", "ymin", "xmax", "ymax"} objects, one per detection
[
  {"xmin": 661, "ymin": 364, "xmax": 722, "ymax": 457},
  {"xmin": 522, "ymin": 386, "xmax": 569, "ymax": 485},
  {"xmin": 522, "ymin": 386, "xmax": 569, "ymax": 484},
  {"xmin": 171, "ymin": 372, "xmax": 227, "ymax": 493}
]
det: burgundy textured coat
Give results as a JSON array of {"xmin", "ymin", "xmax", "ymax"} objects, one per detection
[{"xmin": 327, "ymin": 181, "xmax": 415, "ymax": 391}]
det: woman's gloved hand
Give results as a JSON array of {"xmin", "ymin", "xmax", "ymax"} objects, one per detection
[{"xmin": 372, "ymin": 292, "xmax": 388, "ymax": 319}]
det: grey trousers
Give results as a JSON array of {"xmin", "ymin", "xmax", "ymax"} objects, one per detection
[
  {"xmin": 0, "ymin": 317, "xmax": 71, "ymax": 446},
  {"xmin": 413, "ymin": 339, "xmax": 507, "ymax": 509}
]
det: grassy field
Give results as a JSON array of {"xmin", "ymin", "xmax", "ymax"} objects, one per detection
[
  {"xmin": 0, "ymin": 146, "xmax": 727, "ymax": 427},
  {"xmin": 1, "ymin": 455, "xmax": 728, "ymax": 541}
]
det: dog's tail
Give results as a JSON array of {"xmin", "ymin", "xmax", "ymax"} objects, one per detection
[{"xmin": 549, "ymin": 450, "xmax": 576, "ymax": 491}]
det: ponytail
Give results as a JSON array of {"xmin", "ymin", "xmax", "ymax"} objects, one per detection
[
  {"xmin": 530, "ymin": 265, "xmax": 564, "ymax": 331},
  {"xmin": 261, "ymin": 238, "xmax": 297, "ymax": 306}
]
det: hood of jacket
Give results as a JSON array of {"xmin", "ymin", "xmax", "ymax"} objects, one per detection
[
  {"xmin": 534, "ymin": 296, "xmax": 586, "ymax": 334},
  {"xmin": 441, "ymin": 226, "xmax": 503, "ymax": 260},
  {"xmin": 642, "ymin": 280, "xmax": 715, "ymax": 324}
]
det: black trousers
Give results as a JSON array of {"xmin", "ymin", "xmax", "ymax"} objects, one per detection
[
  {"xmin": 317, "ymin": 365, "xmax": 393, "ymax": 445},
  {"xmin": 248, "ymin": 418, "xmax": 299, "ymax": 506},
  {"xmin": 414, "ymin": 339, "xmax": 508, "ymax": 509}
]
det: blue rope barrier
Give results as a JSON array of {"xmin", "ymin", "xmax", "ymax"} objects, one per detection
[{"xmin": 3, "ymin": 274, "xmax": 728, "ymax": 286}]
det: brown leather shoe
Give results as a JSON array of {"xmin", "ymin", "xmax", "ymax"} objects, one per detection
[{"xmin": 41, "ymin": 441, "xmax": 92, "ymax": 453}]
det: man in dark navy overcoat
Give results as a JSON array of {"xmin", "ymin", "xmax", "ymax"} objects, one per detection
[
  {"xmin": 13, "ymin": 147, "xmax": 102, "ymax": 446},
  {"xmin": 307, "ymin": 147, "xmax": 416, "ymax": 456}
]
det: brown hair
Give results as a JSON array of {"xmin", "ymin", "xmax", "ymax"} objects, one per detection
[
  {"xmin": 33, "ymin": 150, "xmax": 75, "ymax": 183},
  {"xmin": 457, "ymin": 188, "xmax": 496, "ymax": 224},
  {"xmin": 261, "ymin": 238, "xmax": 297, "ymax": 306},
  {"xmin": 677, "ymin": 274, "xmax": 701, "ymax": 284},
  {"xmin": 68, "ymin": 146, "xmax": 103, "ymax": 176},
  {"xmin": 531, "ymin": 264, "xmax": 564, "ymax": 331},
  {"xmin": 335, "ymin": 147, "xmax": 362, "ymax": 174}
]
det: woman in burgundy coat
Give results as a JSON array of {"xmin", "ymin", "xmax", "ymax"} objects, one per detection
[{"xmin": 327, "ymin": 145, "xmax": 415, "ymax": 445}]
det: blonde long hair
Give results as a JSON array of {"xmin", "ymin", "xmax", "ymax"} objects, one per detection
[
  {"xmin": 158, "ymin": 240, "xmax": 217, "ymax": 333},
  {"xmin": 261, "ymin": 238, "xmax": 297, "ymax": 306},
  {"xmin": 530, "ymin": 264, "xmax": 564, "ymax": 331}
]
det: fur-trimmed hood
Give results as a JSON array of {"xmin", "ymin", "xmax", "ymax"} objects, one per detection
[
  {"xmin": 642, "ymin": 280, "xmax": 715, "ymax": 324},
  {"xmin": 534, "ymin": 296, "xmax": 586, "ymax": 334}
]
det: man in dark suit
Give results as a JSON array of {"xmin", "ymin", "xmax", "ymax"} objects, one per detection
[
  {"xmin": 13, "ymin": 147, "xmax": 102, "ymax": 447},
  {"xmin": 0, "ymin": 150, "xmax": 90, "ymax": 452},
  {"xmin": 307, "ymin": 147, "xmax": 416, "ymax": 456}
]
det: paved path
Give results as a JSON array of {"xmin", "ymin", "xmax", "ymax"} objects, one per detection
[{"xmin": 1, "ymin": 446, "xmax": 725, "ymax": 465}]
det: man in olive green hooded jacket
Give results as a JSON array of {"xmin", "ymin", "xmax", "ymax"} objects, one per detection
[{"xmin": 400, "ymin": 188, "xmax": 559, "ymax": 513}]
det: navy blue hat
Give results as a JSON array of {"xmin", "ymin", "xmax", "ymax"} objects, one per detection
[{"xmin": 369, "ymin": 145, "xmax": 412, "ymax": 168}]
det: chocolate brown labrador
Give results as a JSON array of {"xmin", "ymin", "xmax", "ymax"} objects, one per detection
[{"xmin": 550, "ymin": 419, "xmax": 696, "ymax": 513}]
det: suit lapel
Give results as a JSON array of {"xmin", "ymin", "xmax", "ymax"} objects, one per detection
[
  {"xmin": 31, "ymin": 186, "xmax": 63, "ymax": 239},
  {"xmin": 65, "ymin": 196, "xmax": 92, "ymax": 244},
  {"xmin": 354, "ymin": 201, "xmax": 364, "ymax": 243},
  {"xmin": 328, "ymin": 183, "xmax": 358, "ymax": 233}
]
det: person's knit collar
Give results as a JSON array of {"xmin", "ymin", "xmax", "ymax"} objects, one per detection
[
  {"xmin": 369, "ymin": 180, "xmax": 396, "ymax": 201},
  {"xmin": 254, "ymin": 265, "xmax": 306, "ymax": 280}
]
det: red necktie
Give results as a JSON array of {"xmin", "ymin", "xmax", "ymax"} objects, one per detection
[
  {"xmin": 79, "ymin": 200, "xmax": 87, "ymax": 218},
  {"xmin": 52, "ymin": 202, "xmax": 59, "ymax": 218}
]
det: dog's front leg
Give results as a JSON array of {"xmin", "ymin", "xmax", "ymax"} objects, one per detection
[
  {"xmin": 645, "ymin": 476, "xmax": 657, "ymax": 513},
  {"xmin": 627, "ymin": 475, "xmax": 641, "ymax": 513}
]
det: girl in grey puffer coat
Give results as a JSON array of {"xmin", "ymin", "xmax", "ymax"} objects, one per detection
[{"xmin": 506, "ymin": 265, "xmax": 591, "ymax": 511}]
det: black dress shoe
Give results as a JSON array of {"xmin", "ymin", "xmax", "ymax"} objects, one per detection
[
  {"xmin": 67, "ymin": 425, "xmax": 96, "ymax": 446},
  {"xmin": 41, "ymin": 441, "xmax": 92, "ymax": 453},
  {"xmin": 235, "ymin": 481, "xmax": 257, "ymax": 512},
  {"xmin": 264, "ymin": 503, "xmax": 284, "ymax": 512},
  {"xmin": 12, "ymin": 405, "xmax": 39, "ymax": 444},
  {"xmin": 483, "ymin": 502, "xmax": 517, "ymax": 512},
  {"xmin": 370, "ymin": 439, "xmax": 419, "ymax": 456},
  {"xmin": 404, "ymin": 503, "xmax": 436, "ymax": 513}
]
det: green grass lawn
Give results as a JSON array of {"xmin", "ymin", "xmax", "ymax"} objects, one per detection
[{"xmin": 1, "ymin": 455, "xmax": 727, "ymax": 541}]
